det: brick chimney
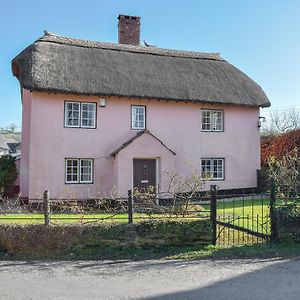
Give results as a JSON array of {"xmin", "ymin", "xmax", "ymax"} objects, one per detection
[{"xmin": 118, "ymin": 14, "xmax": 141, "ymax": 45}]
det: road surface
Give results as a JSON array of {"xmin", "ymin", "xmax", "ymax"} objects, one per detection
[{"xmin": 0, "ymin": 258, "xmax": 299, "ymax": 299}]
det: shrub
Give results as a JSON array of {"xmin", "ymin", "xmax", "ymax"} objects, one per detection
[
  {"xmin": 0, "ymin": 220, "xmax": 212, "ymax": 258},
  {"xmin": 275, "ymin": 204, "xmax": 300, "ymax": 243},
  {"xmin": 0, "ymin": 155, "xmax": 18, "ymax": 195},
  {"xmin": 261, "ymin": 129, "xmax": 300, "ymax": 166},
  {"xmin": 267, "ymin": 149, "xmax": 299, "ymax": 203}
]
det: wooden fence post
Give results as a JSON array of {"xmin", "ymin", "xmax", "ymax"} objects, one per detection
[
  {"xmin": 210, "ymin": 185, "xmax": 217, "ymax": 246},
  {"xmin": 128, "ymin": 190, "xmax": 133, "ymax": 224},
  {"xmin": 270, "ymin": 180, "xmax": 278, "ymax": 242},
  {"xmin": 43, "ymin": 190, "xmax": 51, "ymax": 226}
]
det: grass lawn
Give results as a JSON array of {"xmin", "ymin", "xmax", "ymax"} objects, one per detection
[
  {"xmin": 0, "ymin": 212, "xmax": 203, "ymax": 225},
  {"xmin": 202, "ymin": 198, "xmax": 271, "ymax": 234},
  {"xmin": 0, "ymin": 198, "xmax": 270, "ymax": 226},
  {"xmin": 202, "ymin": 198, "xmax": 270, "ymax": 216},
  {"xmin": 0, "ymin": 213, "xmax": 140, "ymax": 225}
]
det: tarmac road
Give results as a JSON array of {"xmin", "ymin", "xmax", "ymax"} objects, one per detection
[{"xmin": 0, "ymin": 258, "xmax": 299, "ymax": 300}]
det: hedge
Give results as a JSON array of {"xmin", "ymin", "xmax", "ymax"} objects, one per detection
[{"xmin": 0, "ymin": 220, "xmax": 212, "ymax": 258}]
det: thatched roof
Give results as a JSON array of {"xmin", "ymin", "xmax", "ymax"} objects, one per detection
[
  {"xmin": 110, "ymin": 129, "xmax": 176, "ymax": 157},
  {"xmin": 12, "ymin": 32, "xmax": 270, "ymax": 107},
  {"xmin": 0, "ymin": 133, "xmax": 21, "ymax": 156}
]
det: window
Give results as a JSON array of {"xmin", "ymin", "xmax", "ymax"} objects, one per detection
[
  {"xmin": 131, "ymin": 105, "xmax": 146, "ymax": 130},
  {"xmin": 201, "ymin": 109, "xmax": 223, "ymax": 131},
  {"xmin": 80, "ymin": 159, "xmax": 93, "ymax": 183},
  {"xmin": 65, "ymin": 102, "xmax": 80, "ymax": 127},
  {"xmin": 81, "ymin": 103, "xmax": 96, "ymax": 128},
  {"xmin": 65, "ymin": 101, "xmax": 96, "ymax": 128},
  {"xmin": 66, "ymin": 159, "xmax": 79, "ymax": 183},
  {"xmin": 65, "ymin": 159, "xmax": 93, "ymax": 183},
  {"xmin": 201, "ymin": 158, "xmax": 224, "ymax": 180}
]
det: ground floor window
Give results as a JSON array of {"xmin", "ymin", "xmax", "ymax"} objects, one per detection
[
  {"xmin": 65, "ymin": 158, "xmax": 93, "ymax": 183},
  {"xmin": 201, "ymin": 158, "xmax": 224, "ymax": 180}
]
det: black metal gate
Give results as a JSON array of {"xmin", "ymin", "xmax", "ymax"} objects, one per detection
[{"xmin": 210, "ymin": 185, "xmax": 271, "ymax": 246}]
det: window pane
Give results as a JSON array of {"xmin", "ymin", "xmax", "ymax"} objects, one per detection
[
  {"xmin": 65, "ymin": 102, "xmax": 80, "ymax": 127},
  {"xmin": 66, "ymin": 159, "xmax": 79, "ymax": 183},
  {"xmin": 213, "ymin": 110, "xmax": 223, "ymax": 131},
  {"xmin": 212, "ymin": 159, "xmax": 224, "ymax": 179},
  {"xmin": 202, "ymin": 110, "xmax": 211, "ymax": 131},
  {"xmin": 201, "ymin": 159, "xmax": 211, "ymax": 178},
  {"xmin": 81, "ymin": 103, "xmax": 96, "ymax": 128},
  {"xmin": 80, "ymin": 159, "xmax": 93, "ymax": 183}
]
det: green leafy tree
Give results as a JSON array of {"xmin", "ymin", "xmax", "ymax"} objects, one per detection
[{"xmin": 0, "ymin": 155, "xmax": 18, "ymax": 194}]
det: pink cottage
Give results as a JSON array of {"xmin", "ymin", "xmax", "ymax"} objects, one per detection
[{"xmin": 12, "ymin": 15, "xmax": 270, "ymax": 201}]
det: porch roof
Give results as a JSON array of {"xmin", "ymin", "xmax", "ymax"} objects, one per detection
[{"xmin": 110, "ymin": 130, "xmax": 176, "ymax": 157}]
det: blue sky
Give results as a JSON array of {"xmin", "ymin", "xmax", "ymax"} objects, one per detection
[{"xmin": 1, "ymin": 0, "xmax": 300, "ymax": 129}]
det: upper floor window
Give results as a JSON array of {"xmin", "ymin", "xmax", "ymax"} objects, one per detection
[
  {"xmin": 65, "ymin": 101, "xmax": 96, "ymax": 128},
  {"xmin": 131, "ymin": 105, "xmax": 146, "ymax": 130},
  {"xmin": 201, "ymin": 158, "xmax": 224, "ymax": 180},
  {"xmin": 201, "ymin": 109, "xmax": 223, "ymax": 131},
  {"xmin": 65, "ymin": 158, "xmax": 93, "ymax": 184}
]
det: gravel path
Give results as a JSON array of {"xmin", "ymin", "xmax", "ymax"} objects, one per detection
[{"xmin": 0, "ymin": 258, "xmax": 299, "ymax": 299}]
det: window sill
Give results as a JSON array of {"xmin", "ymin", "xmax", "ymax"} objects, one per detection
[
  {"xmin": 64, "ymin": 126, "xmax": 96, "ymax": 129},
  {"xmin": 65, "ymin": 182, "xmax": 94, "ymax": 185}
]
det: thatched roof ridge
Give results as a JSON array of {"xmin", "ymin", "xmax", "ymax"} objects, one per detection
[
  {"xmin": 38, "ymin": 31, "xmax": 223, "ymax": 61},
  {"xmin": 12, "ymin": 32, "xmax": 270, "ymax": 107}
]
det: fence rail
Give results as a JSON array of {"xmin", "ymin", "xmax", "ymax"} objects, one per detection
[{"xmin": 1, "ymin": 186, "xmax": 298, "ymax": 246}]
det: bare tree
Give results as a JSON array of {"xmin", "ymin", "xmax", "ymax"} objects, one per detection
[
  {"xmin": 270, "ymin": 108, "xmax": 300, "ymax": 134},
  {"xmin": 132, "ymin": 169, "xmax": 208, "ymax": 217}
]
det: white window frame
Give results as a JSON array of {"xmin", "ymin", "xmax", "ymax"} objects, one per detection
[
  {"xmin": 131, "ymin": 105, "xmax": 146, "ymax": 130},
  {"xmin": 65, "ymin": 158, "xmax": 93, "ymax": 184},
  {"xmin": 81, "ymin": 103, "xmax": 96, "ymax": 128},
  {"xmin": 201, "ymin": 158, "xmax": 224, "ymax": 180},
  {"xmin": 201, "ymin": 110, "xmax": 212, "ymax": 131},
  {"xmin": 201, "ymin": 109, "xmax": 223, "ymax": 132},
  {"xmin": 65, "ymin": 102, "xmax": 80, "ymax": 128},
  {"xmin": 64, "ymin": 101, "xmax": 96, "ymax": 129},
  {"xmin": 80, "ymin": 159, "xmax": 93, "ymax": 183},
  {"xmin": 65, "ymin": 159, "xmax": 80, "ymax": 183}
]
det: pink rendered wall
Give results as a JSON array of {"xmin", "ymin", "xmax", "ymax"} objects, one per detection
[
  {"xmin": 14, "ymin": 158, "xmax": 20, "ymax": 187},
  {"xmin": 20, "ymin": 89, "xmax": 32, "ymax": 198},
  {"xmin": 25, "ymin": 91, "xmax": 260, "ymax": 199}
]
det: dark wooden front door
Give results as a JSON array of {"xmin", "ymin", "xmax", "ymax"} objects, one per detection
[{"xmin": 133, "ymin": 159, "xmax": 156, "ymax": 191}]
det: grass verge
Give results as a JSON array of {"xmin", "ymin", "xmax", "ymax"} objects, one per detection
[
  {"xmin": 168, "ymin": 242, "xmax": 300, "ymax": 260},
  {"xmin": 1, "ymin": 242, "xmax": 299, "ymax": 261}
]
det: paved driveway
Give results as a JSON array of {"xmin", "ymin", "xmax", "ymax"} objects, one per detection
[{"xmin": 0, "ymin": 258, "xmax": 299, "ymax": 299}]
